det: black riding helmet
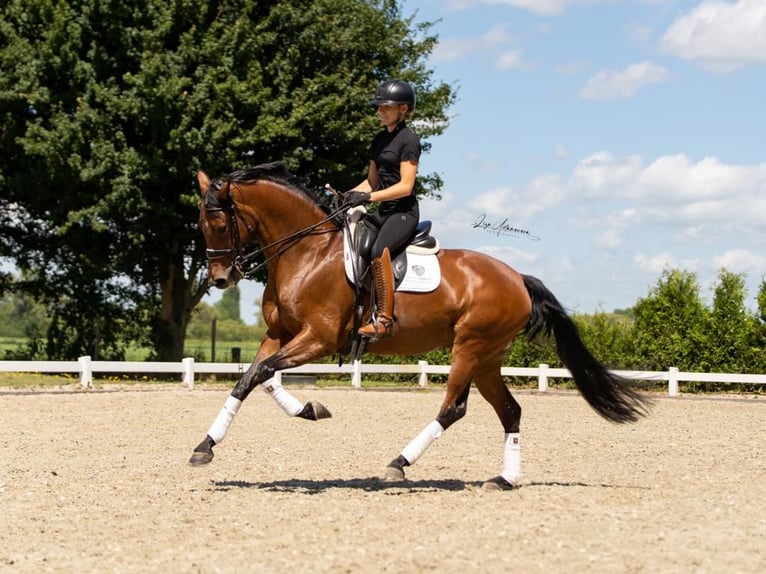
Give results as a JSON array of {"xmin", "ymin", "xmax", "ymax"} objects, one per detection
[{"xmin": 368, "ymin": 79, "xmax": 416, "ymax": 112}]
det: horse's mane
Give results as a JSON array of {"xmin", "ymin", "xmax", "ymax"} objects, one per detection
[{"xmin": 222, "ymin": 161, "xmax": 333, "ymax": 215}]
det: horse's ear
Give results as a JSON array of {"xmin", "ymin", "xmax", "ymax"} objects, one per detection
[{"xmin": 197, "ymin": 170, "xmax": 211, "ymax": 197}]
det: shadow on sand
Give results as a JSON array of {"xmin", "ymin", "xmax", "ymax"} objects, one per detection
[
  {"xmin": 210, "ymin": 477, "xmax": 477, "ymax": 493},
  {"xmin": 208, "ymin": 478, "xmax": 648, "ymax": 493}
]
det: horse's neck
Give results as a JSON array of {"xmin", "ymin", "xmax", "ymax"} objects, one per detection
[
  {"xmin": 248, "ymin": 183, "xmax": 326, "ymax": 245},
  {"xmin": 247, "ymin": 182, "xmax": 341, "ymax": 268},
  {"xmin": 266, "ymin": 229, "xmax": 343, "ymax": 287}
]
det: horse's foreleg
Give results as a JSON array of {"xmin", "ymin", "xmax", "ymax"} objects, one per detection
[
  {"xmin": 188, "ymin": 358, "xmax": 262, "ymax": 466},
  {"xmin": 261, "ymin": 376, "xmax": 332, "ymax": 420},
  {"xmin": 383, "ymin": 383, "xmax": 471, "ymax": 481},
  {"xmin": 189, "ymin": 333, "xmax": 333, "ymax": 467},
  {"xmin": 253, "ymin": 332, "xmax": 335, "ymax": 420}
]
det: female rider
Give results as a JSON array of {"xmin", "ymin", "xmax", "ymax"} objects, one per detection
[{"xmin": 343, "ymin": 79, "xmax": 421, "ymax": 339}]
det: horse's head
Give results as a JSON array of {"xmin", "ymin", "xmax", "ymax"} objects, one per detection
[
  {"xmin": 197, "ymin": 170, "xmax": 247, "ymax": 289},
  {"xmin": 198, "ymin": 162, "xmax": 344, "ymax": 289}
]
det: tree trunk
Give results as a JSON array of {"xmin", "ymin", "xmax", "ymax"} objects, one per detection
[{"xmin": 153, "ymin": 240, "xmax": 207, "ymax": 362}]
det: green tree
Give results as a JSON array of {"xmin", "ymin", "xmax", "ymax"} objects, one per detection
[
  {"xmin": 701, "ymin": 269, "xmax": 754, "ymax": 372},
  {"xmin": 573, "ymin": 310, "xmax": 633, "ymax": 370},
  {"xmin": 215, "ymin": 287, "xmax": 242, "ymax": 323},
  {"xmin": 0, "ymin": 291, "xmax": 48, "ymax": 338},
  {"xmin": 743, "ymin": 279, "xmax": 766, "ymax": 373},
  {"xmin": 0, "ymin": 0, "xmax": 455, "ymax": 360},
  {"xmin": 630, "ymin": 268, "xmax": 709, "ymax": 371}
]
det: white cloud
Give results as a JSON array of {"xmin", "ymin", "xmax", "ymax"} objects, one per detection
[
  {"xmin": 432, "ymin": 38, "xmax": 478, "ymax": 63},
  {"xmin": 555, "ymin": 144, "xmax": 570, "ymax": 159},
  {"xmin": 570, "ymin": 152, "xmax": 644, "ymax": 197},
  {"xmin": 433, "ymin": 22, "xmax": 527, "ymax": 68},
  {"xmin": 482, "ymin": 23, "xmax": 515, "ymax": 47},
  {"xmin": 420, "ymin": 195, "xmax": 479, "ymax": 248},
  {"xmin": 468, "ymin": 151, "xmax": 766, "ymax": 236},
  {"xmin": 519, "ymin": 174, "xmax": 566, "ymax": 218},
  {"xmin": 496, "ymin": 49, "xmax": 529, "ymax": 70},
  {"xmin": 570, "ymin": 152, "xmax": 766, "ymax": 215},
  {"xmin": 595, "ymin": 227, "xmax": 623, "ymax": 249},
  {"xmin": 579, "ymin": 61, "xmax": 672, "ymax": 100},
  {"xmin": 470, "ymin": 174, "xmax": 565, "ymax": 220},
  {"xmin": 447, "ymin": 0, "xmax": 602, "ymax": 16},
  {"xmin": 660, "ymin": 0, "xmax": 766, "ymax": 71},
  {"xmin": 478, "ymin": 244, "xmax": 540, "ymax": 265},
  {"xmin": 635, "ymin": 253, "xmax": 703, "ymax": 274},
  {"xmin": 630, "ymin": 23, "xmax": 654, "ymax": 44},
  {"xmin": 711, "ymin": 249, "xmax": 766, "ymax": 273},
  {"xmin": 636, "ymin": 155, "xmax": 763, "ymax": 200},
  {"xmin": 469, "ymin": 186, "xmax": 519, "ymax": 217}
]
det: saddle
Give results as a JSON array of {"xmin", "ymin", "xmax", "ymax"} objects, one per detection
[
  {"xmin": 343, "ymin": 207, "xmax": 440, "ymax": 292},
  {"xmin": 340, "ymin": 207, "xmax": 441, "ymax": 363}
]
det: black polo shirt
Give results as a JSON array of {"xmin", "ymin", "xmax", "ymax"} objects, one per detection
[{"xmin": 369, "ymin": 121, "xmax": 421, "ymax": 215}]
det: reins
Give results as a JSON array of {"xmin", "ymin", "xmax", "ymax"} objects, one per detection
[{"xmin": 204, "ymin": 182, "xmax": 347, "ymax": 280}]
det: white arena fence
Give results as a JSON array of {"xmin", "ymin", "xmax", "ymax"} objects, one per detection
[{"xmin": 0, "ymin": 357, "xmax": 764, "ymax": 397}]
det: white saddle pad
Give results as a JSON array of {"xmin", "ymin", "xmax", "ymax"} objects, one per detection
[{"xmin": 343, "ymin": 221, "xmax": 441, "ymax": 293}]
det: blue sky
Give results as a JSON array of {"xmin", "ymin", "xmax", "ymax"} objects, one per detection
[{"xmin": 232, "ymin": 0, "xmax": 766, "ymax": 323}]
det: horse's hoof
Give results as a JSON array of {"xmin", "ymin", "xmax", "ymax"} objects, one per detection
[
  {"xmin": 309, "ymin": 400, "xmax": 332, "ymax": 420},
  {"xmin": 189, "ymin": 451, "xmax": 214, "ymax": 466},
  {"xmin": 481, "ymin": 476, "xmax": 516, "ymax": 491},
  {"xmin": 381, "ymin": 465, "xmax": 406, "ymax": 482}
]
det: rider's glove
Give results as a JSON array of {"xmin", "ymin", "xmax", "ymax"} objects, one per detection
[{"xmin": 343, "ymin": 191, "xmax": 371, "ymax": 207}]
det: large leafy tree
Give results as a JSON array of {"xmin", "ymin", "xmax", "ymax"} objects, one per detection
[{"xmin": 0, "ymin": 0, "xmax": 455, "ymax": 360}]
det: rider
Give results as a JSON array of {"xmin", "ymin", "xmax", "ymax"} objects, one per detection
[{"xmin": 343, "ymin": 79, "xmax": 422, "ymax": 339}]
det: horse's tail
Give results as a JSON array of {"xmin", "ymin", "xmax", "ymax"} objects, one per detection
[{"xmin": 521, "ymin": 274, "xmax": 652, "ymax": 423}]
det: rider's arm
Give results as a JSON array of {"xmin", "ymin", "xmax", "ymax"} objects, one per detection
[{"xmin": 369, "ymin": 160, "xmax": 417, "ymax": 202}]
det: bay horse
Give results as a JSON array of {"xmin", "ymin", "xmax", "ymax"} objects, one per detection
[{"xmin": 190, "ymin": 161, "xmax": 650, "ymax": 490}]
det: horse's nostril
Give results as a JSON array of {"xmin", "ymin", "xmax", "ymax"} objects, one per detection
[{"xmin": 214, "ymin": 278, "xmax": 228, "ymax": 289}]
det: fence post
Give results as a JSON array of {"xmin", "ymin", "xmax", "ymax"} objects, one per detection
[
  {"xmin": 79, "ymin": 355, "xmax": 92, "ymax": 388},
  {"xmin": 538, "ymin": 363, "xmax": 549, "ymax": 392},
  {"xmin": 352, "ymin": 359, "xmax": 362, "ymax": 388},
  {"xmin": 418, "ymin": 360, "xmax": 428, "ymax": 387},
  {"xmin": 182, "ymin": 357, "xmax": 195, "ymax": 389},
  {"xmin": 668, "ymin": 367, "xmax": 679, "ymax": 397}
]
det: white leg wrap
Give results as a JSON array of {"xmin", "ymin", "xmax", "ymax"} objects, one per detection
[
  {"xmin": 501, "ymin": 432, "xmax": 521, "ymax": 484},
  {"xmin": 262, "ymin": 377, "xmax": 304, "ymax": 417},
  {"xmin": 207, "ymin": 396, "xmax": 242, "ymax": 444},
  {"xmin": 401, "ymin": 420, "xmax": 444, "ymax": 465}
]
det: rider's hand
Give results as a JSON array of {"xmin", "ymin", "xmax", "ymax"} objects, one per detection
[{"xmin": 343, "ymin": 191, "xmax": 371, "ymax": 207}]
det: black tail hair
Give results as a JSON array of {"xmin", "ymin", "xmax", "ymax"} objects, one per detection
[{"xmin": 522, "ymin": 274, "xmax": 652, "ymax": 423}]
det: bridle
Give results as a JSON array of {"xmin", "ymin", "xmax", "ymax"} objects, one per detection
[{"xmin": 202, "ymin": 181, "xmax": 347, "ymax": 280}]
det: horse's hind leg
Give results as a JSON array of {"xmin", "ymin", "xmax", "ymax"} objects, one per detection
[
  {"xmin": 382, "ymin": 348, "xmax": 479, "ymax": 481},
  {"xmin": 382, "ymin": 383, "xmax": 472, "ymax": 481},
  {"xmin": 474, "ymin": 369, "xmax": 522, "ymax": 491}
]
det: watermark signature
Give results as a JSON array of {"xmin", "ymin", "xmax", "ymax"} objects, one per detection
[{"xmin": 472, "ymin": 214, "xmax": 541, "ymax": 241}]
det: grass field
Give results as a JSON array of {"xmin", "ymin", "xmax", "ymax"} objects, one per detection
[{"xmin": 0, "ymin": 336, "xmax": 262, "ymax": 363}]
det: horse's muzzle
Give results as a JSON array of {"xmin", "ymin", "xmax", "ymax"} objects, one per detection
[
  {"xmin": 212, "ymin": 276, "xmax": 230, "ymax": 289},
  {"xmin": 208, "ymin": 265, "xmax": 239, "ymax": 289}
]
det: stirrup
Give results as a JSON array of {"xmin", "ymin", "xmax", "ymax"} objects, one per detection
[{"xmin": 358, "ymin": 315, "xmax": 393, "ymax": 340}]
